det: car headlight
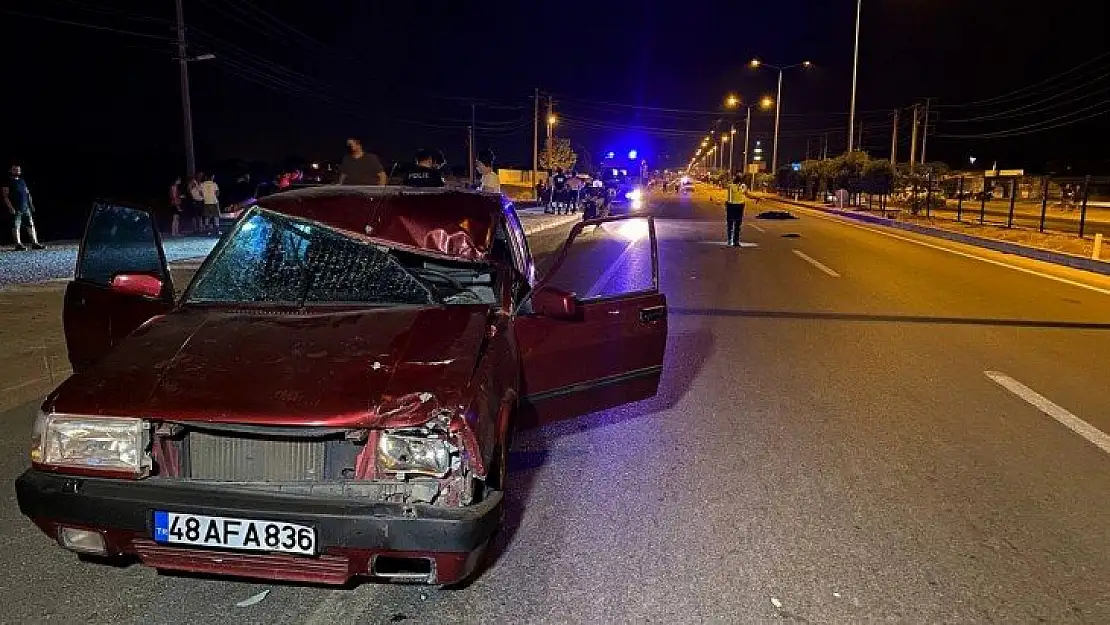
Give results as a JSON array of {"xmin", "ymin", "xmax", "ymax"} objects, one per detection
[
  {"xmin": 31, "ymin": 413, "xmax": 151, "ymax": 476},
  {"xmin": 377, "ymin": 432, "xmax": 453, "ymax": 477},
  {"xmin": 625, "ymin": 188, "xmax": 643, "ymax": 201}
]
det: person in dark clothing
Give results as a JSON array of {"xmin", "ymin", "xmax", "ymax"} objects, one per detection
[
  {"xmin": 402, "ymin": 149, "xmax": 446, "ymax": 187},
  {"xmin": 550, "ymin": 168, "xmax": 569, "ymax": 214},
  {"xmin": 338, "ymin": 138, "xmax": 387, "ymax": 185},
  {"xmin": 4, "ymin": 165, "xmax": 45, "ymax": 250}
]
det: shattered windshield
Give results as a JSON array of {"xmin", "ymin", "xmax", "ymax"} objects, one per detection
[{"xmin": 186, "ymin": 208, "xmax": 436, "ymax": 306}]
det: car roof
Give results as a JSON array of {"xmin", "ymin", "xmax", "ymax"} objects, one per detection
[{"xmin": 255, "ymin": 185, "xmax": 505, "ymax": 262}]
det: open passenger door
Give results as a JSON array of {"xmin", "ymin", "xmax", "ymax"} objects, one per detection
[
  {"xmin": 515, "ymin": 216, "xmax": 667, "ymax": 427},
  {"xmin": 63, "ymin": 201, "xmax": 175, "ymax": 373}
]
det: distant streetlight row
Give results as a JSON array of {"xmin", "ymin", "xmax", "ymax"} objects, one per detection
[{"xmin": 689, "ymin": 59, "xmax": 812, "ymax": 177}]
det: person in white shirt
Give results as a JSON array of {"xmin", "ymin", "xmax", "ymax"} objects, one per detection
[
  {"xmin": 476, "ymin": 149, "xmax": 500, "ymax": 194},
  {"xmin": 200, "ymin": 174, "xmax": 220, "ymax": 234}
]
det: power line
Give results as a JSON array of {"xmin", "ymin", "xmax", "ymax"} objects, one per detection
[
  {"xmin": 42, "ymin": 0, "xmax": 170, "ymax": 25},
  {"xmin": 945, "ymin": 74, "xmax": 1110, "ymax": 123},
  {"xmin": 3, "ymin": 8, "xmax": 173, "ymax": 40},
  {"xmin": 936, "ymin": 50, "xmax": 1110, "ymax": 109},
  {"xmin": 936, "ymin": 99, "xmax": 1110, "ymax": 139}
]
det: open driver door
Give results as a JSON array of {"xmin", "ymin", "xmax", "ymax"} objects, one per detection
[
  {"xmin": 63, "ymin": 201, "xmax": 175, "ymax": 373},
  {"xmin": 515, "ymin": 215, "xmax": 667, "ymax": 427}
]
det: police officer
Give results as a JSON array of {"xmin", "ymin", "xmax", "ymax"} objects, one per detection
[
  {"xmin": 725, "ymin": 174, "xmax": 760, "ymax": 247},
  {"xmin": 402, "ymin": 149, "xmax": 446, "ymax": 187}
]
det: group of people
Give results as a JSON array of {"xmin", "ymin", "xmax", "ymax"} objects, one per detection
[
  {"xmin": 537, "ymin": 168, "xmax": 612, "ymax": 216},
  {"xmin": 339, "ymin": 137, "xmax": 500, "ymax": 193},
  {"xmin": 168, "ymin": 173, "xmax": 221, "ymax": 237}
]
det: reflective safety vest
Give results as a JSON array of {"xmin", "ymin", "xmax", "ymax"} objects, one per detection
[{"xmin": 727, "ymin": 183, "xmax": 744, "ymax": 204}]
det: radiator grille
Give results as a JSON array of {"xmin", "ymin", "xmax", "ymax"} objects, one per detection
[{"xmin": 188, "ymin": 432, "xmax": 326, "ymax": 481}]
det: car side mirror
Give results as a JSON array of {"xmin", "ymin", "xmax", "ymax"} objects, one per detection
[
  {"xmin": 110, "ymin": 273, "xmax": 164, "ymax": 299},
  {"xmin": 532, "ymin": 286, "xmax": 578, "ymax": 320}
]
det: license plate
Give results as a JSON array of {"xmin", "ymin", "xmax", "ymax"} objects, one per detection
[{"xmin": 153, "ymin": 511, "xmax": 316, "ymax": 555}]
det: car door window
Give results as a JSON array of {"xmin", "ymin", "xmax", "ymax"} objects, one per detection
[
  {"xmin": 540, "ymin": 217, "xmax": 656, "ymax": 301},
  {"xmin": 77, "ymin": 202, "xmax": 168, "ymax": 286},
  {"xmin": 502, "ymin": 209, "xmax": 531, "ymax": 279}
]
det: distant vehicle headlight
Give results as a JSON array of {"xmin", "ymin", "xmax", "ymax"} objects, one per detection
[
  {"xmin": 31, "ymin": 413, "xmax": 151, "ymax": 476},
  {"xmin": 377, "ymin": 432, "xmax": 453, "ymax": 477},
  {"xmin": 625, "ymin": 188, "xmax": 643, "ymax": 201}
]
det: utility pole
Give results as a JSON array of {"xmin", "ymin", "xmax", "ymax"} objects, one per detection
[
  {"xmin": 174, "ymin": 0, "xmax": 195, "ymax": 179},
  {"xmin": 546, "ymin": 96, "xmax": 554, "ymax": 172},
  {"xmin": 822, "ymin": 133, "xmax": 828, "ymax": 160},
  {"xmin": 468, "ymin": 102, "xmax": 476, "ymax": 185},
  {"xmin": 743, "ymin": 107, "xmax": 753, "ymax": 187},
  {"xmin": 890, "ymin": 108, "xmax": 898, "ymax": 166},
  {"xmin": 908, "ymin": 103, "xmax": 920, "ymax": 173},
  {"xmin": 805, "ymin": 138, "xmax": 811, "ymax": 161},
  {"xmin": 771, "ymin": 68, "xmax": 783, "ymax": 173},
  {"xmin": 728, "ymin": 123, "xmax": 735, "ymax": 173},
  {"xmin": 919, "ymin": 97, "xmax": 931, "ymax": 165},
  {"xmin": 532, "ymin": 88, "xmax": 539, "ymax": 196}
]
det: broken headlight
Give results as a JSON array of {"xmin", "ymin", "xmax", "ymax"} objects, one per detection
[
  {"xmin": 31, "ymin": 412, "xmax": 151, "ymax": 477},
  {"xmin": 377, "ymin": 432, "xmax": 453, "ymax": 477}
]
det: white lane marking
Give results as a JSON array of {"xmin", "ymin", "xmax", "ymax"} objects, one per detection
[
  {"xmin": 985, "ymin": 371, "xmax": 1110, "ymax": 455},
  {"xmin": 746, "ymin": 222, "xmax": 766, "ymax": 233},
  {"xmin": 785, "ymin": 203, "xmax": 1110, "ymax": 297},
  {"xmin": 585, "ymin": 238, "xmax": 638, "ymax": 298},
  {"xmin": 793, "ymin": 249, "xmax": 841, "ymax": 277}
]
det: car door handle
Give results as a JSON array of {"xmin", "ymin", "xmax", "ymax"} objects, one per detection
[{"xmin": 639, "ymin": 305, "xmax": 666, "ymax": 323}]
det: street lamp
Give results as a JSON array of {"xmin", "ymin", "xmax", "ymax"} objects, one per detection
[
  {"xmin": 750, "ymin": 58, "xmax": 812, "ymax": 174},
  {"xmin": 725, "ymin": 94, "xmax": 741, "ymax": 109}
]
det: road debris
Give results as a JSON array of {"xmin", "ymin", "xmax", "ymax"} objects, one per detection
[
  {"xmin": 234, "ymin": 589, "xmax": 270, "ymax": 607},
  {"xmin": 770, "ymin": 597, "xmax": 783, "ymax": 609}
]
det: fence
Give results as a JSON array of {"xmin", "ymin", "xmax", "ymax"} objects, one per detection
[{"xmin": 889, "ymin": 174, "xmax": 1110, "ymax": 239}]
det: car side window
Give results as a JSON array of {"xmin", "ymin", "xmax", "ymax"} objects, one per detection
[
  {"xmin": 502, "ymin": 209, "xmax": 531, "ymax": 280},
  {"xmin": 77, "ymin": 202, "xmax": 166, "ymax": 287}
]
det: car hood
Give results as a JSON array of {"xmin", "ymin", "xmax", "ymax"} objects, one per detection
[{"xmin": 50, "ymin": 305, "xmax": 492, "ymax": 428}]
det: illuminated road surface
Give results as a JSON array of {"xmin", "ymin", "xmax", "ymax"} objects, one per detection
[{"xmin": 1, "ymin": 193, "xmax": 1109, "ymax": 623}]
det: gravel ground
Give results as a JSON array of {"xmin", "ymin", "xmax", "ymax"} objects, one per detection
[{"xmin": 0, "ymin": 237, "xmax": 220, "ymax": 290}]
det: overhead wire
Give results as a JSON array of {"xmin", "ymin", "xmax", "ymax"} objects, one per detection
[
  {"xmin": 936, "ymin": 98, "xmax": 1110, "ymax": 139},
  {"xmin": 944, "ymin": 75, "xmax": 1110, "ymax": 123},
  {"xmin": 936, "ymin": 50, "xmax": 1110, "ymax": 109},
  {"xmin": 2, "ymin": 8, "xmax": 173, "ymax": 40}
]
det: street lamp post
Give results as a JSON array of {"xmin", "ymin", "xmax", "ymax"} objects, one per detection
[
  {"xmin": 728, "ymin": 126, "xmax": 736, "ymax": 173},
  {"xmin": 848, "ymin": 0, "xmax": 862, "ymax": 153},
  {"xmin": 750, "ymin": 59, "xmax": 811, "ymax": 174}
]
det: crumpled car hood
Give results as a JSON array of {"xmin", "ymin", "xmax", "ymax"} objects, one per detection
[{"xmin": 50, "ymin": 305, "xmax": 491, "ymax": 427}]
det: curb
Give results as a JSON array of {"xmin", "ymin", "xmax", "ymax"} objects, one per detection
[
  {"xmin": 770, "ymin": 197, "xmax": 1110, "ymax": 277},
  {"xmin": 521, "ymin": 214, "xmax": 580, "ymax": 236}
]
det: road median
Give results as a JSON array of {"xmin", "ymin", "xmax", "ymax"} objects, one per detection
[{"xmin": 767, "ymin": 195, "xmax": 1110, "ymax": 277}]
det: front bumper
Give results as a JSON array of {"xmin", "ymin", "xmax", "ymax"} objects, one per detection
[{"xmin": 16, "ymin": 469, "xmax": 502, "ymax": 585}]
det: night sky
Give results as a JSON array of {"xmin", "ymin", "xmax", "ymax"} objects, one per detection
[{"xmin": 1, "ymin": 0, "xmax": 1108, "ymax": 216}]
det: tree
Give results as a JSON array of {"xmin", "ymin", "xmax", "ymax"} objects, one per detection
[
  {"xmin": 539, "ymin": 137, "xmax": 577, "ymax": 171},
  {"xmin": 862, "ymin": 159, "xmax": 895, "ymax": 196}
]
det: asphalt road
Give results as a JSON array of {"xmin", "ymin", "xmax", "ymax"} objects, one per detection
[{"xmin": 2, "ymin": 193, "xmax": 1109, "ymax": 623}]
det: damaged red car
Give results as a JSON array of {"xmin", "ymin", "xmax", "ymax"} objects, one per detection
[{"xmin": 15, "ymin": 186, "xmax": 667, "ymax": 586}]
